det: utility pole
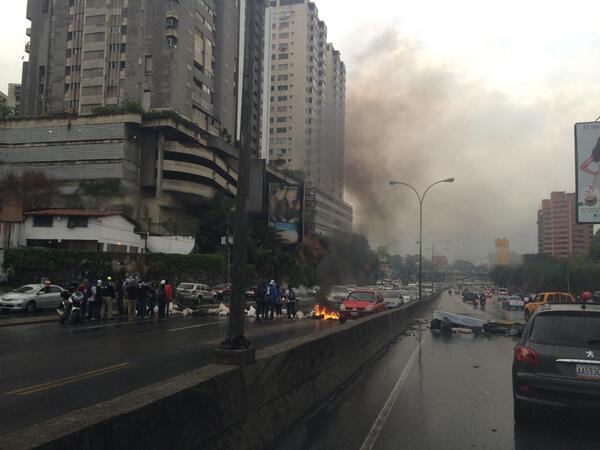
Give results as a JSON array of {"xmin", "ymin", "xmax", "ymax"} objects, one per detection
[{"xmin": 389, "ymin": 178, "xmax": 455, "ymax": 300}]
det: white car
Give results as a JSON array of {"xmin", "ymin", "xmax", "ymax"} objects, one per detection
[{"xmin": 0, "ymin": 284, "xmax": 65, "ymax": 312}]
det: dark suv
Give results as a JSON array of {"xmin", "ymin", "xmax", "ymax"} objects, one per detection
[
  {"xmin": 462, "ymin": 292, "xmax": 478, "ymax": 303},
  {"xmin": 512, "ymin": 302, "xmax": 600, "ymax": 423}
]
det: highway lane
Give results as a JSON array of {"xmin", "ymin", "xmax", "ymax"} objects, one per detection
[
  {"xmin": 0, "ymin": 311, "xmax": 336, "ymax": 436},
  {"xmin": 278, "ymin": 292, "xmax": 600, "ymax": 450}
]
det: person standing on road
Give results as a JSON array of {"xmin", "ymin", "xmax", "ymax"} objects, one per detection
[
  {"xmin": 265, "ymin": 280, "xmax": 278, "ymax": 321},
  {"xmin": 255, "ymin": 282, "xmax": 266, "ymax": 321},
  {"xmin": 164, "ymin": 279, "xmax": 173, "ymax": 317},
  {"xmin": 286, "ymin": 285, "xmax": 297, "ymax": 320},
  {"xmin": 158, "ymin": 280, "xmax": 168, "ymax": 320},
  {"xmin": 126, "ymin": 279, "xmax": 138, "ymax": 320},
  {"xmin": 88, "ymin": 280, "xmax": 101, "ymax": 320},
  {"xmin": 101, "ymin": 278, "xmax": 116, "ymax": 320}
]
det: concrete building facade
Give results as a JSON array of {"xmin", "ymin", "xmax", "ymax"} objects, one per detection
[
  {"xmin": 261, "ymin": 0, "xmax": 346, "ymax": 200},
  {"xmin": 537, "ymin": 192, "xmax": 593, "ymax": 257},
  {"xmin": 7, "ymin": 84, "xmax": 22, "ymax": 115},
  {"xmin": 20, "ymin": 0, "xmax": 239, "ymax": 138}
]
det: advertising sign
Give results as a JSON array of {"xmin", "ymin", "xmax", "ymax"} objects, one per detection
[
  {"xmin": 575, "ymin": 122, "xmax": 600, "ymax": 223},
  {"xmin": 268, "ymin": 183, "xmax": 302, "ymax": 244}
]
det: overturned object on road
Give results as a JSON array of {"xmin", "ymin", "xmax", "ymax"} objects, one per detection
[
  {"xmin": 431, "ymin": 311, "xmax": 524, "ymax": 336},
  {"xmin": 431, "ymin": 311, "xmax": 486, "ymax": 332}
]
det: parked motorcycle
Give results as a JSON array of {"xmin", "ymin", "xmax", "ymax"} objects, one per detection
[{"xmin": 57, "ymin": 290, "xmax": 85, "ymax": 324}]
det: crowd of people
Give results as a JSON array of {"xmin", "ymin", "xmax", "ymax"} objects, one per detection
[
  {"xmin": 65, "ymin": 276, "xmax": 174, "ymax": 321},
  {"xmin": 254, "ymin": 280, "xmax": 298, "ymax": 321}
]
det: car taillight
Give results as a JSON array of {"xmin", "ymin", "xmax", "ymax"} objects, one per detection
[{"xmin": 515, "ymin": 345, "xmax": 539, "ymax": 365}]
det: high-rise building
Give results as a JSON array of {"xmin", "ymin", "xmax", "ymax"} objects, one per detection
[
  {"xmin": 262, "ymin": 0, "xmax": 346, "ymax": 199},
  {"xmin": 494, "ymin": 238, "xmax": 510, "ymax": 265},
  {"xmin": 238, "ymin": 0, "xmax": 266, "ymax": 157},
  {"xmin": 7, "ymin": 84, "xmax": 22, "ymax": 115},
  {"xmin": 537, "ymin": 192, "xmax": 593, "ymax": 257},
  {"xmin": 0, "ymin": 91, "xmax": 7, "ymax": 106},
  {"xmin": 20, "ymin": 0, "xmax": 239, "ymax": 137}
]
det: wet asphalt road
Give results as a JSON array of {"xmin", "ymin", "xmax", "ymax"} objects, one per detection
[
  {"xmin": 0, "ymin": 311, "xmax": 336, "ymax": 437},
  {"xmin": 278, "ymin": 291, "xmax": 600, "ymax": 450}
]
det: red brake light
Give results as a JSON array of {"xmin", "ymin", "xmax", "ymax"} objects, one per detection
[{"xmin": 515, "ymin": 345, "xmax": 539, "ymax": 365}]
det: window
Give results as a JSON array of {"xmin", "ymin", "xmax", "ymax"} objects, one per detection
[
  {"xmin": 67, "ymin": 216, "xmax": 88, "ymax": 228},
  {"xmin": 278, "ymin": 64, "xmax": 288, "ymax": 70},
  {"xmin": 167, "ymin": 36, "xmax": 178, "ymax": 48},
  {"xmin": 277, "ymin": 95, "xmax": 287, "ymax": 101},
  {"xmin": 277, "ymin": 85, "xmax": 288, "ymax": 91},
  {"xmin": 530, "ymin": 314, "xmax": 600, "ymax": 347},
  {"xmin": 277, "ymin": 106, "xmax": 288, "ymax": 112},
  {"xmin": 276, "ymin": 116, "xmax": 287, "ymax": 122},
  {"xmin": 280, "ymin": 21, "xmax": 289, "ymax": 28},
  {"xmin": 33, "ymin": 216, "xmax": 53, "ymax": 227},
  {"xmin": 277, "ymin": 74, "xmax": 288, "ymax": 81},
  {"xmin": 276, "ymin": 127, "xmax": 287, "ymax": 133},
  {"xmin": 278, "ymin": 53, "xmax": 288, "ymax": 60},
  {"xmin": 279, "ymin": 32, "xmax": 289, "ymax": 39}
]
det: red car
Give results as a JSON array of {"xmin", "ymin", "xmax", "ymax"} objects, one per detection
[{"xmin": 339, "ymin": 289, "xmax": 387, "ymax": 322}]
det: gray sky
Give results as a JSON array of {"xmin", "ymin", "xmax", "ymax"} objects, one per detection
[{"xmin": 2, "ymin": 1, "xmax": 600, "ymax": 261}]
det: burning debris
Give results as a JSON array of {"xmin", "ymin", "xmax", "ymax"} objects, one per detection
[{"xmin": 312, "ymin": 304, "xmax": 340, "ymax": 321}]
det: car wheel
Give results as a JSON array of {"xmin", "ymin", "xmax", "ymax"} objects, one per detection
[
  {"xmin": 513, "ymin": 399, "xmax": 532, "ymax": 424},
  {"xmin": 26, "ymin": 301, "xmax": 36, "ymax": 313}
]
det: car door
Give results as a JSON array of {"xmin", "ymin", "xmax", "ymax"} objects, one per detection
[{"xmin": 37, "ymin": 286, "xmax": 62, "ymax": 308}]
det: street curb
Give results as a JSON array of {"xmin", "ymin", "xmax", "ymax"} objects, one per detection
[{"xmin": 0, "ymin": 315, "xmax": 57, "ymax": 328}]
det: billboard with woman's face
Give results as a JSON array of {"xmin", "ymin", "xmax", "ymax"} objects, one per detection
[
  {"xmin": 575, "ymin": 122, "xmax": 600, "ymax": 223},
  {"xmin": 268, "ymin": 183, "xmax": 302, "ymax": 243}
]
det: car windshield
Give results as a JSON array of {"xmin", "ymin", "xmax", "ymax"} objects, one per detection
[
  {"xmin": 530, "ymin": 314, "xmax": 600, "ymax": 347},
  {"xmin": 14, "ymin": 285, "xmax": 36, "ymax": 293},
  {"xmin": 347, "ymin": 292, "xmax": 375, "ymax": 302},
  {"xmin": 178, "ymin": 283, "xmax": 194, "ymax": 290}
]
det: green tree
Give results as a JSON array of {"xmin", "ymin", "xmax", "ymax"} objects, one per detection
[{"xmin": 193, "ymin": 193, "xmax": 235, "ymax": 254}]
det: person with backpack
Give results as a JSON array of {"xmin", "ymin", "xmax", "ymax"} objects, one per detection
[{"xmin": 286, "ymin": 285, "xmax": 297, "ymax": 319}]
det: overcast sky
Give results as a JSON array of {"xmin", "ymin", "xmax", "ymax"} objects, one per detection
[{"xmin": 2, "ymin": 1, "xmax": 600, "ymax": 262}]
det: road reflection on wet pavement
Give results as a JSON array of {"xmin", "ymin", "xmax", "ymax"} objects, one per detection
[{"xmin": 277, "ymin": 291, "xmax": 600, "ymax": 450}]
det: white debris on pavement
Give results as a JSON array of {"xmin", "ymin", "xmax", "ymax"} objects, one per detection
[
  {"xmin": 218, "ymin": 303, "xmax": 230, "ymax": 316},
  {"xmin": 246, "ymin": 306, "xmax": 256, "ymax": 318},
  {"xmin": 296, "ymin": 311, "xmax": 305, "ymax": 319},
  {"xmin": 182, "ymin": 308, "xmax": 194, "ymax": 316}
]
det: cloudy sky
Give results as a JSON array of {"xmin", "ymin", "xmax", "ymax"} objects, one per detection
[{"xmin": 2, "ymin": 1, "xmax": 600, "ymax": 262}]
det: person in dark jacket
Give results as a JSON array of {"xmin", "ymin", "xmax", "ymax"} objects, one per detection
[
  {"xmin": 265, "ymin": 280, "xmax": 278, "ymax": 321},
  {"xmin": 255, "ymin": 282, "xmax": 266, "ymax": 321},
  {"xmin": 286, "ymin": 285, "xmax": 297, "ymax": 319},
  {"xmin": 126, "ymin": 280, "xmax": 139, "ymax": 319}
]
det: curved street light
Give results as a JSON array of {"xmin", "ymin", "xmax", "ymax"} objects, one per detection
[{"xmin": 389, "ymin": 178, "xmax": 454, "ymax": 300}]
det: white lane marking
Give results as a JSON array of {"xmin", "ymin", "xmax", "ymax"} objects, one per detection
[
  {"xmin": 168, "ymin": 321, "xmax": 227, "ymax": 332},
  {"xmin": 359, "ymin": 339, "xmax": 422, "ymax": 450}
]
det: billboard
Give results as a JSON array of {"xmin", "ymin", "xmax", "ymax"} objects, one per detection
[
  {"xmin": 268, "ymin": 183, "xmax": 302, "ymax": 244},
  {"xmin": 575, "ymin": 122, "xmax": 600, "ymax": 223}
]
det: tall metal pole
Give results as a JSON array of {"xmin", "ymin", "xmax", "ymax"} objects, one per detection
[
  {"xmin": 418, "ymin": 199, "xmax": 423, "ymax": 301},
  {"xmin": 389, "ymin": 178, "xmax": 455, "ymax": 301}
]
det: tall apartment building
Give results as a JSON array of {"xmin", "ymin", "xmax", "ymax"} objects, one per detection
[
  {"xmin": 262, "ymin": 0, "xmax": 346, "ymax": 199},
  {"xmin": 238, "ymin": 0, "xmax": 266, "ymax": 157},
  {"xmin": 494, "ymin": 238, "xmax": 510, "ymax": 266},
  {"xmin": 20, "ymin": 0, "xmax": 240, "ymax": 137},
  {"xmin": 7, "ymin": 84, "xmax": 22, "ymax": 115},
  {"xmin": 537, "ymin": 192, "xmax": 593, "ymax": 257}
]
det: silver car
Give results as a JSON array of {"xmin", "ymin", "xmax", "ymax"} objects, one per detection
[
  {"xmin": 176, "ymin": 283, "xmax": 216, "ymax": 304},
  {"xmin": 0, "ymin": 284, "xmax": 65, "ymax": 312}
]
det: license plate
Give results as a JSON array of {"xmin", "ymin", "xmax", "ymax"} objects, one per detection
[
  {"xmin": 576, "ymin": 364, "xmax": 600, "ymax": 380},
  {"xmin": 351, "ymin": 311, "xmax": 358, "ymax": 316}
]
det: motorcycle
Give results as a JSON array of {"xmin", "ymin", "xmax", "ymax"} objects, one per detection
[
  {"xmin": 58, "ymin": 290, "xmax": 85, "ymax": 324},
  {"xmin": 479, "ymin": 295, "xmax": 486, "ymax": 309}
]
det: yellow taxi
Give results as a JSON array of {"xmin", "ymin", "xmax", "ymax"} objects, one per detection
[{"xmin": 523, "ymin": 292, "xmax": 574, "ymax": 320}]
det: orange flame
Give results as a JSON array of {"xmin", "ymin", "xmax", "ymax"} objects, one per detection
[{"xmin": 313, "ymin": 304, "xmax": 340, "ymax": 320}]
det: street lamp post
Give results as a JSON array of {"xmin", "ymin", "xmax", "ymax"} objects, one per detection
[{"xmin": 389, "ymin": 178, "xmax": 454, "ymax": 300}]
